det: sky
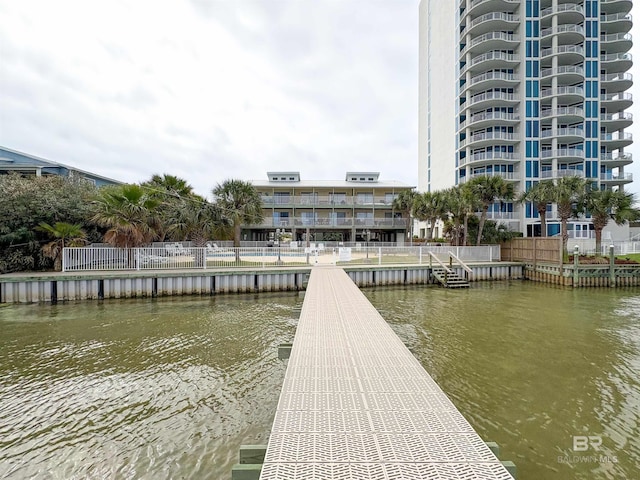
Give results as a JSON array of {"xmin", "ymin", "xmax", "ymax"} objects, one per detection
[{"xmin": 1, "ymin": 0, "xmax": 639, "ymax": 199}]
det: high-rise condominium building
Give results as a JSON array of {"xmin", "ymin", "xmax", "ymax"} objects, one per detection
[{"xmin": 419, "ymin": 0, "xmax": 633, "ymax": 238}]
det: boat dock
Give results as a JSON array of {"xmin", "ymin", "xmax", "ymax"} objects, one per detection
[{"xmin": 259, "ymin": 266, "xmax": 513, "ymax": 479}]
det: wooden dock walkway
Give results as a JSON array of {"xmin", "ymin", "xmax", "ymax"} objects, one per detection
[{"xmin": 260, "ymin": 266, "xmax": 512, "ymax": 479}]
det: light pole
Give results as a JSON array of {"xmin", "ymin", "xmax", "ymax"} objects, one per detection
[
  {"xmin": 276, "ymin": 228, "xmax": 283, "ymax": 265},
  {"xmin": 365, "ymin": 229, "xmax": 371, "ymax": 263}
]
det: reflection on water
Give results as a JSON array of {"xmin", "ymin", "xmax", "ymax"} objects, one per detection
[
  {"xmin": 0, "ymin": 282, "xmax": 639, "ymax": 479},
  {"xmin": 0, "ymin": 294, "xmax": 299, "ymax": 480},
  {"xmin": 366, "ymin": 282, "xmax": 640, "ymax": 480}
]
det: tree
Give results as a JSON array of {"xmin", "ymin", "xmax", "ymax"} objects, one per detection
[
  {"xmin": 551, "ymin": 176, "xmax": 588, "ymax": 255},
  {"xmin": 142, "ymin": 173, "xmax": 194, "ymax": 198},
  {"xmin": 413, "ymin": 191, "xmax": 446, "ymax": 241},
  {"xmin": 0, "ymin": 174, "xmax": 98, "ymax": 273},
  {"xmin": 467, "ymin": 175, "xmax": 515, "ymax": 245},
  {"xmin": 580, "ymin": 189, "xmax": 640, "ymax": 255},
  {"xmin": 518, "ymin": 180, "xmax": 555, "ymax": 237},
  {"xmin": 91, "ymin": 184, "xmax": 162, "ymax": 248},
  {"xmin": 37, "ymin": 222, "xmax": 87, "ymax": 271},
  {"xmin": 166, "ymin": 197, "xmax": 230, "ymax": 267},
  {"xmin": 392, "ymin": 189, "xmax": 417, "ymax": 242},
  {"xmin": 212, "ymin": 179, "xmax": 263, "ymax": 261}
]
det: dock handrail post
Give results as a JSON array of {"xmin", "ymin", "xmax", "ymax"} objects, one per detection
[
  {"xmin": 136, "ymin": 248, "xmax": 140, "ymax": 271},
  {"xmin": 573, "ymin": 245, "xmax": 579, "ymax": 287},
  {"xmin": 609, "ymin": 244, "xmax": 616, "ymax": 288},
  {"xmin": 263, "ymin": 247, "xmax": 266, "ymax": 269},
  {"xmin": 379, "ymin": 246, "xmax": 382, "ymax": 265},
  {"xmin": 419, "ymin": 246, "xmax": 422, "ymax": 264}
]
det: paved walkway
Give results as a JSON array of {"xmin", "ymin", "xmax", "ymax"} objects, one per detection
[{"xmin": 260, "ymin": 266, "xmax": 512, "ymax": 479}]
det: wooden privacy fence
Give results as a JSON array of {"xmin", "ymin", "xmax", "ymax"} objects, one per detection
[{"xmin": 500, "ymin": 237, "xmax": 563, "ymax": 265}]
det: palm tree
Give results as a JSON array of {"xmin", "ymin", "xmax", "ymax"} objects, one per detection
[
  {"xmin": 551, "ymin": 176, "xmax": 588, "ymax": 255},
  {"xmin": 413, "ymin": 191, "xmax": 446, "ymax": 241},
  {"xmin": 467, "ymin": 175, "xmax": 515, "ymax": 245},
  {"xmin": 142, "ymin": 174, "xmax": 194, "ymax": 198},
  {"xmin": 167, "ymin": 198, "xmax": 230, "ymax": 267},
  {"xmin": 442, "ymin": 185, "xmax": 480, "ymax": 246},
  {"xmin": 580, "ymin": 189, "xmax": 640, "ymax": 255},
  {"xmin": 518, "ymin": 180, "xmax": 555, "ymax": 237},
  {"xmin": 212, "ymin": 179, "xmax": 263, "ymax": 261},
  {"xmin": 91, "ymin": 184, "xmax": 162, "ymax": 248},
  {"xmin": 37, "ymin": 222, "xmax": 87, "ymax": 271},
  {"xmin": 392, "ymin": 189, "xmax": 417, "ymax": 243}
]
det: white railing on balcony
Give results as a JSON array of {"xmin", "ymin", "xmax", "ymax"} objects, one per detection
[
  {"xmin": 600, "ymin": 112, "xmax": 633, "ymax": 122},
  {"xmin": 469, "ymin": 12, "xmax": 519, "ymax": 29},
  {"xmin": 460, "ymin": 171, "xmax": 517, "ymax": 184},
  {"xmin": 470, "ymin": 151, "xmax": 519, "ymax": 162},
  {"xmin": 601, "ymin": 132, "xmax": 633, "ymax": 142},
  {"xmin": 541, "ymin": 127, "xmax": 584, "ymax": 138},
  {"xmin": 540, "ymin": 169, "xmax": 585, "ymax": 179},
  {"xmin": 540, "ymin": 65, "xmax": 584, "ymax": 77},
  {"xmin": 601, "ymin": 32, "xmax": 632, "ymax": 43},
  {"xmin": 600, "ymin": 172, "xmax": 633, "ymax": 181},
  {"xmin": 541, "ymin": 45, "xmax": 585, "ymax": 57},
  {"xmin": 255, "ymin": 217, "xmax": 409, "ymax": 228},
  {"xmin": 469, "ymin": 31, "xmax": 517, "ymax": 49},
  {"xmin": 470, "ymin": 51, "xmax": 519, "ymax": 67},
  {"xmin": 601, "ymin": 53, "xmax": 632, "ymax": 63},
  {"xmin": 600, "ymin": 153, "xmax": 632, "ymax": 163},
  {"xmin": 601, "ymin": 72, "xmax": 633, "ymax": 83},
  {"xmin": 600, "ymin": 13, "xmax": 632, "ymax": 23},
  {"xmin": 541, "ymin": 86, "xmax": 584, "ymax": 98},
  {"xmin": 541, "ymin": 4, "xmax": 584, "ymax": 17},
  {"xmin": 461, "ymin": 111, "xmax": 519, "ymax": 129},
  {"xmin": 541, "ymin": 148, "xmax": 585, "ymax": 159},
  {"xmin": 62, "ymin": 245, "xmax": 503, "ymax": 272},
  {"xmin": 541, "ymin": 24, "xmax": 584, "ymax": 37},
  {"xmin": 601, "ymin": 92, "xmax": 633, "ymax": 102},
  {"xmin": 540, "ymin": 107, "xmax": 584, "ymax": 118},
  {"xmin": 469, "ymin": 0, "xmax": 519, "ymax": 8},
  {"xmin": 259, "ymin": 195, "xmax": 399, "ymax": 207},
  {"xmin": 469, "ymin": 90, "xmax": 517, "ymax": 105},
  {"xmin": 470, "ymin": 71, "xmax": 519, "ymax": 85}
]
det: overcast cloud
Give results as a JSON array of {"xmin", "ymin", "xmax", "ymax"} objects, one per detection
[{"xmin": 1, "ymin": 0, "xmax": 639, "ymax": 198}]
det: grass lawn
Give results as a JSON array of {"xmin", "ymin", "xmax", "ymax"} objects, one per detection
[{"xmin": 616, "ymin": 253, "xmax": 640, "ymax": 263}]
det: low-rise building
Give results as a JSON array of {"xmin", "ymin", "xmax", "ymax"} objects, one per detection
[
  {"xmin": 248, "ymin": 171, "xmax": 414, "ymax": 244},
  {"xmin": 0, "ymin": 146, "xmax": 122, "ymax": 187}
]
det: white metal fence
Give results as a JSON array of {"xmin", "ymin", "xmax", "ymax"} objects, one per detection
[{"xmin": 62, "ymin": 245, "xmax": 501, "ymax": 272}]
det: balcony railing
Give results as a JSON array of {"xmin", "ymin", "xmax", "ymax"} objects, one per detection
[
  {"xmin": 601, "ymin": 132, "xmax": 633, "ymax": 142},
  {"xmin": 469, "ymin": 12, "xmax": 519, "ymax": 29},
  {"xmin": 600, "ymin": 153, "xmax": 632, "ymax": 163},
  {"xmin": 254, "ymin": 217, "xmax": 409, "ymax": 228},
  {"xmin": 600, "ymin": 32, "xmax": 632, "ymax": 43},
  {"xmin": 540, "ymin": 169, "xmax": 585, "ymax": 179},
  {"xmin": 541, "ymin": 24, "xmax": 584, "ymax": 37},
  {"xmin": 601, "ymin": 92, "xmax": 633, "ymax": 102},
  {"xmin": 470, "ymin": 71, "xmax": 519, "ymax": 85},
  {"xmin": 541, "ymin": 127, "xmax": 584, "ymax": 138},
  {"xmin": 540, "ymin": 65, "xmax": 584, "ymax": 77},
  {"xmin": 600, "ymin": 172, "xmax": 633, "ymax": 181},
  {"xmin": 540, "ymin": 107, "xmax": 584, "ymax": 118},
  {"xmin": 601, "ymin": 52, "xmax": 632, "ymax": 62},
  {"xmin": 468, "ymin": 31, "xmax": 517, "ymax": 49},
  {"xmin": 259, "ymin": 195, "xmax": 397, "ymax": 207},
  {"xmin": 541, "ymin": 45, "xmax": 585, "ymax": 58},
  {"xmin": 541, "ymin": 148, "xmax": 585, "ymax": 159},
  {"xmin": 600, "ymin": 13, "xmax": 632, "ymax": 23},
  {"xmin": 541, "ymin": 86, "xmax": 584, "ymax": 98}
]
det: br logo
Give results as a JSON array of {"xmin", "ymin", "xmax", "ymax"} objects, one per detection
[{"xmin": 573, "ymin": 436, "xmax": 602, "ymax": 451}]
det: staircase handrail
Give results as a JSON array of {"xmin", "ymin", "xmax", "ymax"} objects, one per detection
[
  {"xmin": 428, "ymin": 252, "xmax": 453, "ymax": 273},
  {"xmin": 449, "ymin": 251, "xmax": 474, "ymax": 280}
]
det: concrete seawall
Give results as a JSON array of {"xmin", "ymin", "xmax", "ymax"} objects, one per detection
[{"xmin": 0, "ymin": 263, "xmax": 524, "ymax": 304}]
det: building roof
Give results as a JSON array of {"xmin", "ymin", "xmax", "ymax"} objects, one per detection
[
  {"xmin": 251, "ymin": 171, "xmax": 414, "ymax": 189},
  {"xmin": 0, "ymin": 146, "xmax": 123, "ymax": 186}
]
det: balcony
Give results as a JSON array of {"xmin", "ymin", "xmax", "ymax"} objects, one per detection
[
  {"xmin": 600, "ymin": 92, "xmax": 633, "ymax": 110},
  {"xmin": 467, "ymin": 90, "xmax": 518, "ymax": 109},
  {"xmin": 600, "ymin": 0, "xmax": 633, "ymax": 16},
  {"xmin": 468, "ymin": 12, "xmax": 519, "ymax": 36},
  {"xmin": 459, "ymin": 171, "xmax": 518, "ymax": 184},
  {"xmin": 460, "ymin": 131, "xmax": 518, "ymax": 148},
  {"xmin": 600, "ymin": 72, "xmax": 633, "ymax": 91},
  {"xmin": 600, "ymin": 13, "xmax": 632, "ymax": 34},
  {"xmin": 540, "ymin": 65, "xmax": 584, "ymax": 84},
  {"xmin": 460, "ymin": 111, "xmax": 520, "ymax": 130},
  {"xmin": 600, "ymin": 132, "xmax": 633, "ymax": 149},
  {"xmin": 600, "ymin": 112, "xmax": 633, "ymax": 131},
  {"xmin": 467, "ymin": 151, "xmax": 520, "ymax": 164},
  {"xmin": 540, "ymin": 107, "xmax": 584, "ymax": 122},
  {"xmin": 468, "ymin": 0, "xmax": 519, "ymax": 17},
  {"xmin": 467, "ymin": 51, "xmax": 520, "ymax": 74},
  {"xmin": 541, "ymin": 127, "xmax": 584, "ymax": 142},
  {"xmin": 465, "ymin": 31, "xmax": 519, "ymax": 56},
  {"xmin": 600, "ymin": 172, "xmax": 633, "ymax": 184},
  {"xmin": 540, "ymin": 45, "xmax": 584, "ymax": 64},
  {"xmin": 601, "ymin": 52, "xmax": 633, "ymax": 74},
  {"xmin": 260, "ymin": 195, "xmax": 397, "ymax": 208},
  {"xmin": 541, "ymin": 24, "xmax": 584, "ymax": 44},
  {"xmin": 541, "ymin": 149, "xmax": 585, "ymax": 160},
  {"xmin": 255, "ymin": 217, "xmax": 409, "ymax": 229},
  {"xmin": 600, "ymin": 153, "xmax": 633, "ymax": 167},
  {"xmin": 540, "ymin": 169, "xmax": 585, "ymax": 179},
  {"xmin": 600, "ymin": 33, "xmax": 633, "ymax": 54},
  {"xmin": 540, "ymin": 86, "xmax": 584, "ymax": 103},
  {"xmin": 540, "ymin": 4, "xmax": 584, "ymax": 25}
]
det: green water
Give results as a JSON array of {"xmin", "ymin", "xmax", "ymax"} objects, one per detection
[{"xmin": 0, "ymin": 282, "xmax": 638, "ymax": 479}]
